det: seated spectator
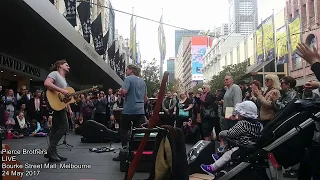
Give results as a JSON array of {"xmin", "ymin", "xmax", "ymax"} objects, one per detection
[
  {"xmin": 107, "ymin": 114, "xmax": 117, "ymax": 131},
  {"xmin": 47, "ymin": 115, "xmax": 52, "ymax": 129},
  {"xmin": 75, "ymin": 114, "xmax": 84, "ymax": 135},
  {"xmin": 200, "ymin": 101, "xmax": 263, "ymax": 177},
  {"xmin": 41, "ymin": 116, "xmax": 50, "ymax": 133},
  {"xmin": 14, "ymin": 112, "xmax": 29, "ymax": 136},
  {"xmin": 181, "ymin": 118, "xmax": 201, "ymax": 144},
  {"xmin": 5, "ymin": 110, "xmax": 15, "ymax": 130},
  {"xmin": 15, "ymin": 103, "xmax": 27, "ymax": 119},
  {"xmin": 29, "ymin": 119, "xmax": 46, "ymax": 136}
]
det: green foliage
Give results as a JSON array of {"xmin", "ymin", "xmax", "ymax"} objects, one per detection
[
  {"xmin": 142, "ymin": 58, "xmax": 160, "ymax": 97},
  {"xmin": 192, "ymin": 82, "xmax": 203, "ymax": 93},
  {"xmin": 167, "ymin": 78, "xmax": 183, "ymax": 93},
  {"xmin": 209, "ymin": 61, "xmax": 248, "ymax": 92}
]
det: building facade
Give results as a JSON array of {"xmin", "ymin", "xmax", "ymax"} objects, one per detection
[
  {"xmin": 203, "ymin": 9, "xmax": 289, "ymax": 84},
  {"xmin": 175, "ymin": 36, "xmax": 192, "ymax": 82},
  {"xmin": 0, "ymin": 0, "xmax": 122, "ymax": 94},
  {"xmin": 215, "ymin": 23, "xmax": 230, "ymax": 37},
  {"xmin": 228, "ymin": 0, "xmax": 258, "ymax": 35},
  {"xmin": 286, "ymin": 0, "xmax": 319, "ymax": 86},
  {"xmin": 167, "ymin": 57, "xmax": 175, "ymax": 83},
  {"xmin": 174, "ymin": 30, "xmax": 201, "ymax": 56},
  {"xmin": 179, "ymin": 37, "xmax": 212, "ymax": 90},
  {"xmin": 203, "ymin": 35, "xmax": 245, "ymax": 82}
]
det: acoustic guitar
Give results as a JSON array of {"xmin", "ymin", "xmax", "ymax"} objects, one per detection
[
  {"xmin": 47, "ymin": 86, "xmax": 98, "ymax": 111},
  {"xmin": 2, "ymin": 144, "xmax": 24, "ymax": 180}
]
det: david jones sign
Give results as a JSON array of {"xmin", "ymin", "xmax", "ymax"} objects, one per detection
[{"xmin": 0, "ymin": 54, "xmax": 41, "ymax": 77}]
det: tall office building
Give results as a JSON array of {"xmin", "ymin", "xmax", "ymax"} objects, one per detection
[
  {"xmin": 228, "ymin": 0, "xmax": 258, "ymax": 35},
  {"xmin": 174, "ymin": 30, "xmax": 201, "ymax": 56},
  {"xmin": 214, "ymin": 23, "xmax": 229, "ymax": 37},
  {"xmin": 167, "ymin": 57, "xmax": 175, "ymax": 83}
]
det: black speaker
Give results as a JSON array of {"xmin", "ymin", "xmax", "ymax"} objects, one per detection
[
  {"xmin": 130, "ymin": 132, "xmax": 158, "ymax": 151},
  {"xmin": 81, "ymin": 120, "xmax": 120, "ymax": 143},
  {"xmin": 120, "ymin": 132, "xmax": 158, "ymax": 172},
  {"xmin": 187, "ymin": 140, "xmax": 216, "ymax": 175}
]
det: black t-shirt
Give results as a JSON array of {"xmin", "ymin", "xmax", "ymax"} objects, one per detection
[{"xmin": 178, "ymin": 98, "xmax": 192, "ymax": 117}]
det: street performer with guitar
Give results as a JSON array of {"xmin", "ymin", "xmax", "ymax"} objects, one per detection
[{"xmin": 44, "ymin": 59, "xmax": 73, "ymax": 162}]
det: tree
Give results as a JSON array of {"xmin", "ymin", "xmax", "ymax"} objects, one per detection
[
  {"xmin": 142, "ymin": 58, "xmax": 160, "ymax": 97},
  {"xmin": 209, "ymin": 61, "xmax": 248, "ymax": 92},
  {"xmin": 167, "ymin": 78, "xmax": 183, "ymax": 93},
  {"xmin": 192, "ymin": 82, "xmax": 203, "ymax": 93}
]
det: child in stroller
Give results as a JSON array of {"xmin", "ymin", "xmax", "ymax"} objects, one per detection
[{"xmin": 201, "ymin": 101, "xmax": 263, "ymax": 177}]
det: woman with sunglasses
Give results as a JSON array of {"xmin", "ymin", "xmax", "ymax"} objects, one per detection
[{"xmin": 252, "ymin": 74, "xmax": 281, "ymax": 126}]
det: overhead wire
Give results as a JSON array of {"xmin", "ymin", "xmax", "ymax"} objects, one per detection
[
  {"xmin": 77, "ymin": 0, "xmax": 260, "ymax": 48},
  {"xmin": 76, "ymin": 0, "xmax": 316, "ymax": 59}
]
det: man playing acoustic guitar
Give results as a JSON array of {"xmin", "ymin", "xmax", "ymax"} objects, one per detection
[{"xmin": 44, "ymin": 59, "xmax": 73, "ymax": 162}]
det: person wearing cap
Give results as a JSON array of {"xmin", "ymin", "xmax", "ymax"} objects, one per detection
[{"xmin": 200, "ymin": 101, "xmax": 263, "ymax": 177}]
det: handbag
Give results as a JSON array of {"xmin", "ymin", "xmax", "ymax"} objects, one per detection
[
  {"xmin": 202, "ymin": 108, "xmax": 215, "ymax": 118},
  {"xmin": 179, "ymin": 109, "xmax": 189, "ymax": 117}
]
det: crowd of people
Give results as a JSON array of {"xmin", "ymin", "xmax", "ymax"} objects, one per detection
[
  {"xmin": 0, "ymin": 85, "xmax": 125, "ymax": 138},
  {"xmin": 1, "ymin": 43, "xmax": 319, "ymax": 179},
  {"xmin": 150, "ymin": 43, "xmax": 319, "ymax": 179}
]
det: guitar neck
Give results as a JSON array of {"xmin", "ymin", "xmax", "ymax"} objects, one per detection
[{"xmin": 70, "ymin": 88, "xmax": 93, "ymax": 96}]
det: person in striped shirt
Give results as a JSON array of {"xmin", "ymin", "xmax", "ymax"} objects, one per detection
[{"xmin": 201, "ymin": 101, "xmax": 263, "ymax": 177}]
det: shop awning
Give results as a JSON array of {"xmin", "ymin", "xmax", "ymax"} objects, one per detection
[
  {"xmin": 0, "ymin": 0, "xmax": 123, "ymax": 90},
  {"xmin": 246, "ymin": 60, "xmax": 273, "ymax": 74}
]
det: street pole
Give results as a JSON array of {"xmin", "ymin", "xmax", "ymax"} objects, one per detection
[{"xmin": 272, "ymin": 9, "xmax": 278, "ymax": 75}]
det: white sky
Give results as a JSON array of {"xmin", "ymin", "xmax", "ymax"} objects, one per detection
[{"xmin": 110, "ymin": 0, "xmax": 286, "ymax": 70}]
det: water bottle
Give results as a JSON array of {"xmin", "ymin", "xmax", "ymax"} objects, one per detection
[{"xmin": 7, "ymin": 130, "xmax": 12, "ymax": 139}]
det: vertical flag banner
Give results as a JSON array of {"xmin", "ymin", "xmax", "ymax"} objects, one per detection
[
  {"xmin": 262, "ymin": 15, "xmax": 275, "ymax": 61},
  {"xmin": 136, "ymin": 42, "xmax": 141, "ymax": 64},
  {"xmin": 288, "ymin": 16, "xmax": 301, "ymax": 59},
  {"xmin": 255, "ymin": 24, "xmax": 264, "ymax": 63},
  {"xmin": 91, "ymin": 13, "xmax": 104, "ymax": 55},
  {"xmin": 64, "ymin": 0, "xmax": 76, "ymax": 27},
  {"xmin": 129, "ymin": 16, "xmax": 134, "ymax": 60},
  {"xmin": 276, "ymin": 25, "xmax": 289, "ymax": 64},
  {"xmin": 103, "ymin": 30, "xmax": 109, "ymax": 52},
  {"xmin": 77, "ymin": 1, "xmax": 91, "ymax": 43},
  {"xmin": 107, "ymin": 4, "xmax": 115, "ymax": 47},
  {"xmin": 133, "ymin": 25, "xmax": 137, "ymax": 64}
]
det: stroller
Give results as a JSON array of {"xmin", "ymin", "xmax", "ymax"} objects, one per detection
[{"xmin": 214, "ymin": 98, "xmax": 320, "ymax": 180}]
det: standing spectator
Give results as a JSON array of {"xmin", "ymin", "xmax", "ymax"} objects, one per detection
[
  {"xmin": 222, "ymin": 75, "xmax": 242, "ymax": 129},
  {"xmin": 16, "ymin": 86, "xmax": 30, "ymax": 109},
  {"xmin": 252, "ymin": 74, "xmax": 281, "ymax": 126},
  {"xmin": 175, "ymin": 92, "xmax": 193, "ymax": 128},
  {"xmin": 93, "ymin": 91, "xmax": 108, "ymax": 125},
  {"xmin": 200, "ymin": 84, "xmax": 220, "ymax": 141},
  {"xmin": 161, "ymin": 91, "xmax": 177, "ymax": 126},
  {"xmin": 5, "ymin": 89, "xmax": 16, "ymax": 118},
  {"xmin": 82, "ymin": 96, "xmax": 93, "ymax": 121},
  {"xmin": 28, "ymin": 90, "xmax": 44, "ymax": 122}
]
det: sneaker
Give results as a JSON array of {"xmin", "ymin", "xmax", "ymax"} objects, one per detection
[
  {"xmin": 200, "ymin": 164, "xmax": 215, "ymax": 177},
  {"xmin": 212, "ymin": 154, "xmax": 219, "ymax": 162}
]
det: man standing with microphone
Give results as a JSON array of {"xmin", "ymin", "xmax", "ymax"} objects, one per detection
[{"xmin": 113, "ymin": 64, "xmax": 147, "ymax": 161}]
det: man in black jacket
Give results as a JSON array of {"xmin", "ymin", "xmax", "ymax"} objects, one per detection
[{"xmin": 161, "ymin": 91, "xmax": 177, "ymax": 126}]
